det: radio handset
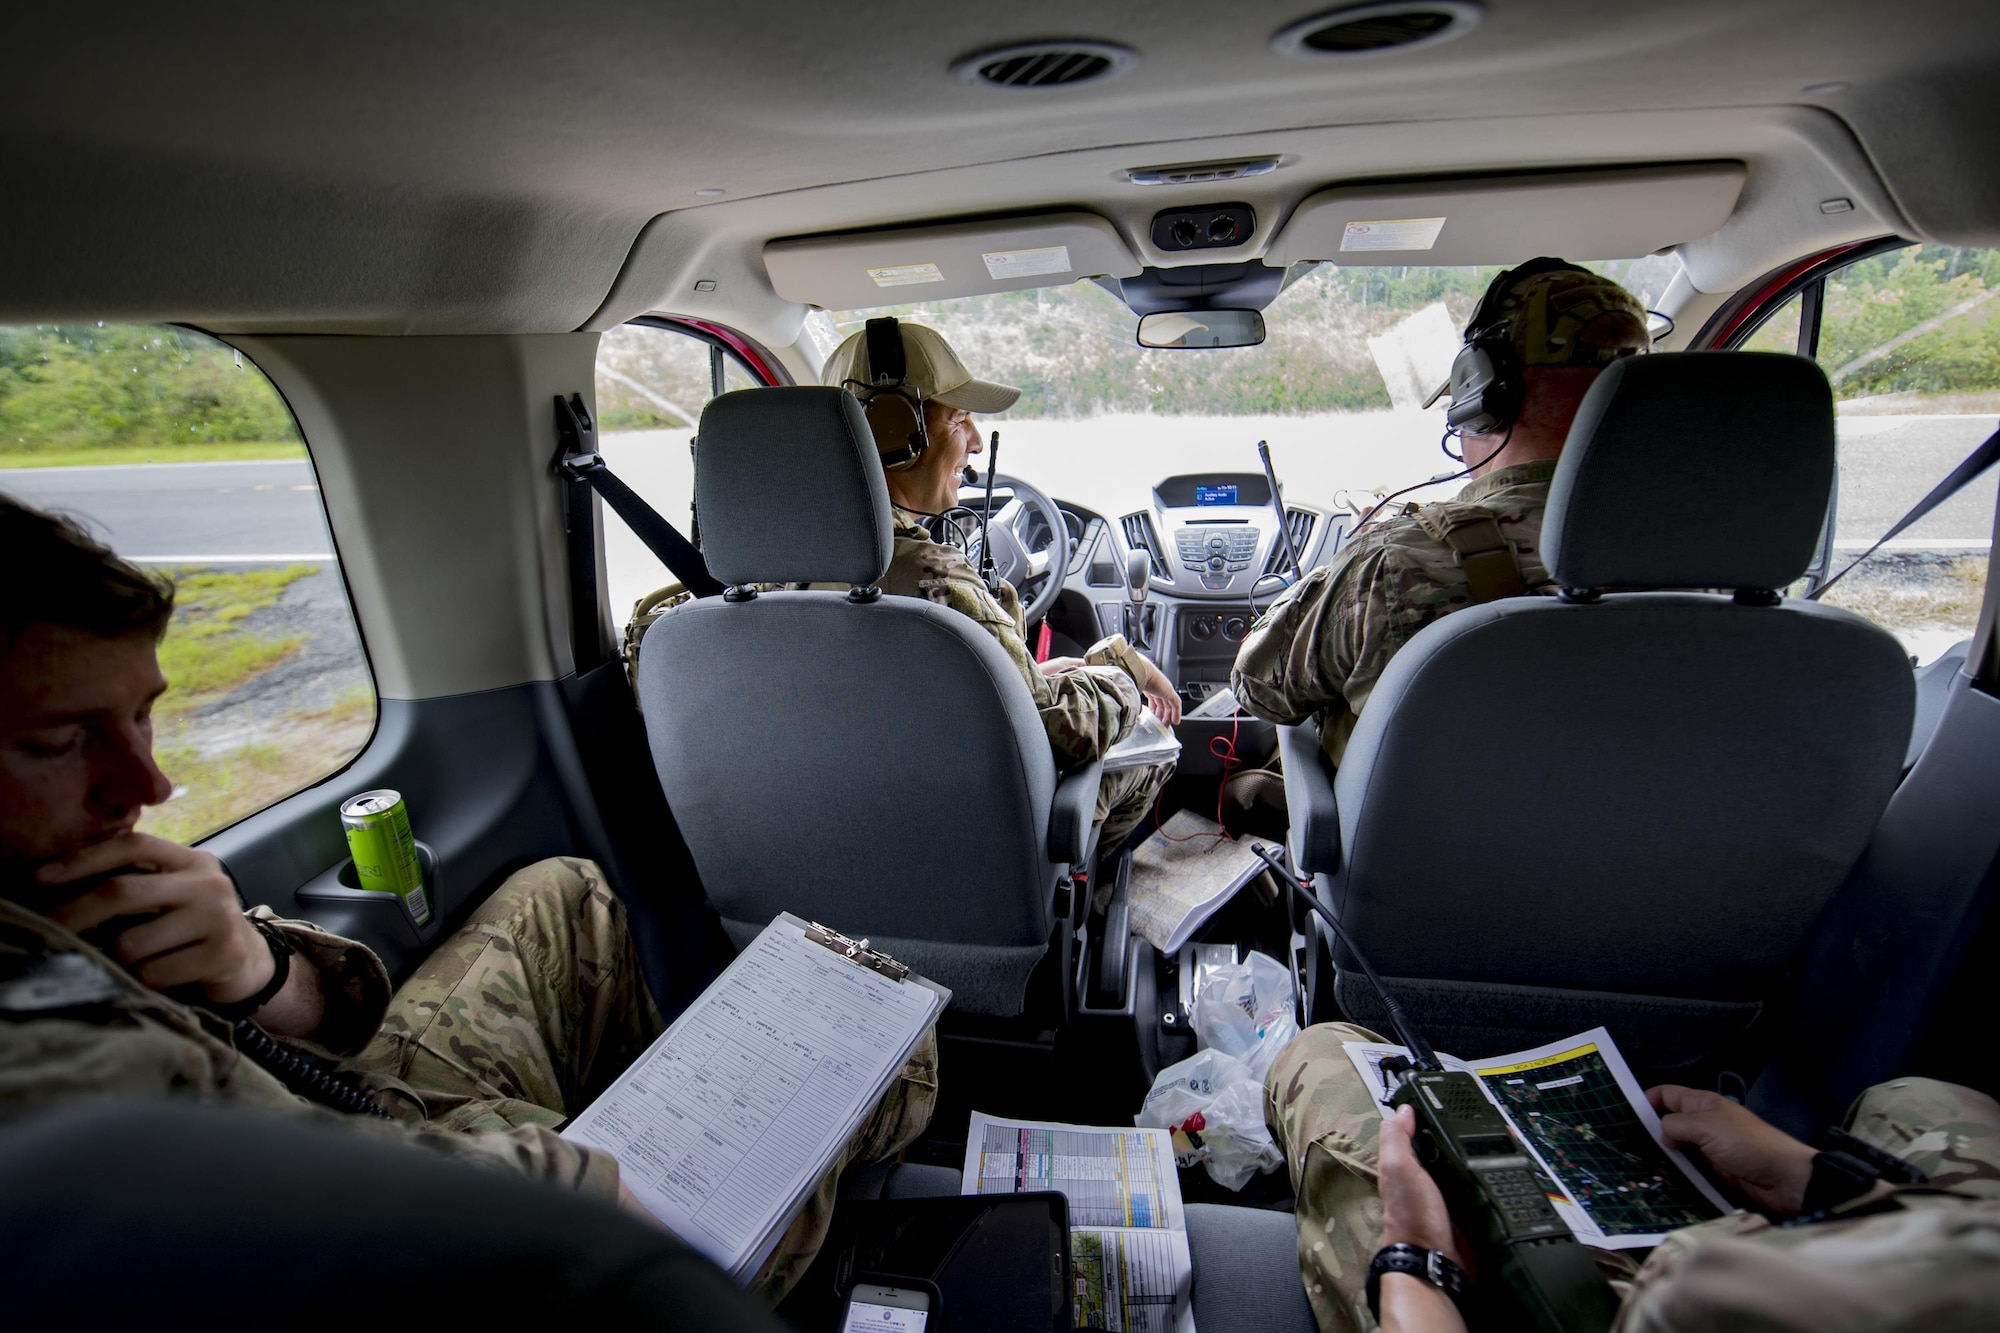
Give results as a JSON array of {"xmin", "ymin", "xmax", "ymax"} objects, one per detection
[{"xmin": 1248, "ymin": 844, "xmax": 1620, "ymax": 1333}]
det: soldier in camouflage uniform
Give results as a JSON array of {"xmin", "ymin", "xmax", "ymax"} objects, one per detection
[
  {"xmin": 1267, "ymin": 1022, "xmax": 2000, "ymax": 1331},
  {"xmin": 629, "ymin": 321, "xmax": 1176, "ymax": 852},
  {"xmin": 1231, "ymin": 262, "xmax": 1651, "ymax": 765},
  {"xmin": 0, "ymin": 494, "xmax": 932, "ymax": 1302}
]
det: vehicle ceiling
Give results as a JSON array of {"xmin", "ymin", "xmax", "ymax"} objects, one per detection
[{"xmin": 6, "ymin": 1, "xmax": 1998, "ymax": 344}]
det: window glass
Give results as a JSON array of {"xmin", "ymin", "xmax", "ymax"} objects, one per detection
[
  {"xmin": 1738, "ymin": 293, "xmax": 1803, "ymax": 355},
  {"xmin": 1811, "ymin": 245, "xmax": 1998, "ymax": 662},
  {"xmin": 594, "ymin": 322, "xmax": 762, "ymax": 617},
  {"xmin": 825, "ymin": 256, "xmax": 1682, "ymax": 529},
  {"xmin": 0, "ymin": 323, "xmax": 376, "ymax": 842}
]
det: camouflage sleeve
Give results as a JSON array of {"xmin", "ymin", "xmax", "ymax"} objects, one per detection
[
  {"xmin": 1229, "ymin": 562, "xmax": 1352, "ymax": 724},
  {"xmin": 1230, "ymin": 537, "xmax": 1433, "ymax": 726},
  {"xmin": 247, "ymin": 906, "xmax": 392, "ymax": 1061},
  {"xmin": 912, "ymin": 560, "xmax": 1143, "ymax": 769},
  {"xmin": 622, "ymin": 582, "xmax": 693, "ymax": 697},
  {"xmin": 1084, "ymin": 632, "xmax": 1152, "ymax": 691}
]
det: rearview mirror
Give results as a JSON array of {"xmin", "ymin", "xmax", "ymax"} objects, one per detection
[{"xmin": 1136, "ymin": 309, "xmax": 1266, "ymax": 349}]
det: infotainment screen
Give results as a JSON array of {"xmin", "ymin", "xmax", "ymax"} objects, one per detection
[{"xmin": 1194, "ymin": 484, "xmax": 1239, "ymax": 507}]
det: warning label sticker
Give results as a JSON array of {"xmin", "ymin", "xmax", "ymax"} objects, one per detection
[
  {"xmin": 1340, "ymin": 217, "xmax": 1448, "ymax": 252},
  {"xmin": 868, "ymin": 262, "xmax": 945, "ymax": 288},
  {"xmin": 981, "ymin": 245, "xmax": 1072, "ymax": 280}
]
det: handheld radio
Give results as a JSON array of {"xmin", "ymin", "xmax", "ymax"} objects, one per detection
[{"xmin": 1248, "ymin": 845, "xmax": 1620, "ymax": 1333}]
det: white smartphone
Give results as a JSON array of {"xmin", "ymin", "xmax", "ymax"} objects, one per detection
[{"xmin": 839, "ymin": 1279, "xmax": 935, "ymax": 1333}]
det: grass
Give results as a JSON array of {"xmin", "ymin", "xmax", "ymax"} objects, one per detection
[
  {"xmin": 1817, "ymin": 555, "xmax": 1989, "ymax": 637},
  {"xmin": 153, "ymin": 565, "xmax": 317, "ymax": 719},
  {"xmin": 0, "ymin": 440, "xmax": 306, "ymax": 469},
  {"xmin": 143, "ymin": 691, "xmax": 376, "ymax": 845}
]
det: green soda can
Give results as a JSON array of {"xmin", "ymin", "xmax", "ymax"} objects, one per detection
[{"xmin": 340, "ymin": 789, "xmax": 431, "ymax": 926}]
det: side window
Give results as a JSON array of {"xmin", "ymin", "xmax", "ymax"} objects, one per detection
[
  {"xmin": 593, "ymin": 321, "xmax": 764, "ymax": 619},
  {"xmin": 1810, "ymin": 246, "xmax": 1999, "ymax": 662},
  {"xmin": 0, "ymin": 324, "xmax": 377, "ymax": 841},
  {"xmin": 1738, "ymin": 293, "xmax": 1803, "ymax": 355}
]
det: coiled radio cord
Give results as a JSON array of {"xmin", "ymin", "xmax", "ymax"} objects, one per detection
[{"xmin": 232, "ymin": 1019, "xmax": 394, "ymax": 1121}]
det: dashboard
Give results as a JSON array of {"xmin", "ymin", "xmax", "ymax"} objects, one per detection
[{"xmin": 1043, "ymin": 472, "xmax": 1346, "ymax": 702}]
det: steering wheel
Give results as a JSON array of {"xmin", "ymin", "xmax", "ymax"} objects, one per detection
[{"xmin": 965, "ymin": 473, "xmax": 1071, "ymax": 627}]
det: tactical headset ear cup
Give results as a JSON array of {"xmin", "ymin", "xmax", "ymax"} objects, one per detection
[
  {"xmin": 863, "ymin": 390, "xmax": 928, "ymax": 471},
  {"xmin": 1444, "ymin": 338, "xmax": 1522, "ymax": 436}
]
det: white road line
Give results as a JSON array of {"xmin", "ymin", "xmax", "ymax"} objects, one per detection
[
  {"xmin": 1830, "ymin": 539, "xmax": 1991, "ymax": 551},
  {"xmin": 124, "ymin": 554, "xmax": 335, "ymax": 564},
  {"xmin": 0, "ymin": 458, "xmax": 310, "ymax": 475}
]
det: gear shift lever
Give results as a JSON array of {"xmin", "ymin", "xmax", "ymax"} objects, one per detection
[{"xmin": 1123, "ymin": 549, "xmax": 1152, "ymax": 648}]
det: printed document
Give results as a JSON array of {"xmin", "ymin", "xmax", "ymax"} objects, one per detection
[
  {"xmin": 962, "ymin": 1113, "xmax": 1195, "ymax": 1333},
  {"xmin": 1342, "ymin": 1027, "xmax": 1734, "ymax": 1248},
  {"xmin": 565, "ymin": 913, "xmax": 948, "ymax": 1278},
  {"xmin": 1127, "ymin": 811, "xmax": 1267, "ymax": 954}
]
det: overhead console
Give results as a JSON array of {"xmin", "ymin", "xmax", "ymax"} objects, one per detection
[
  {"xmin": 764, "ymin": 211, "xmax": 1141, "ymax": 311},
  {"xmin": 1266, "ymin": 162, "xmax": 1746, "ymax": 266}
]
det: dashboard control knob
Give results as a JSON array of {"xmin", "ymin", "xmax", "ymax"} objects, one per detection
[
  {"xmin": 1169, "ymin": 219, "xmax": 1200, "ymax": 249},
  {"xmin": 1190, "ymin": 617, "xmax": 1216, "ymax": 641},
  {"xmin": 1208, "ymin": 555, "xmax": 1227, "ymax": 571},
  {"xmin": 1223, "ymin": 616, "xmax": 1249, "ymax": 642}
]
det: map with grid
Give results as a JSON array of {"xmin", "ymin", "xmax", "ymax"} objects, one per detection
[{"xmin": 1477, "ymin": 1045, "xmax": 1724, "ymax": 1238}]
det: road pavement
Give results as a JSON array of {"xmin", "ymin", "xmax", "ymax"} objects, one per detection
[{"xmin": 0, "ymin": 458, "xmax": 333, "ymax": 562}]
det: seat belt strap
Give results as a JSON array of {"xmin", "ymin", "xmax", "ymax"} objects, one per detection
[
  {"xmin": 1810, "ymin": 421, "xmax": 2000, "ymax": 601},
  {"xmin": 553, "ymin": 393, "xmax": 724, "ymax": 600},
  {"xmin": 1416, "ymin": 503, "xmax": 1530, "ymax": 603}
]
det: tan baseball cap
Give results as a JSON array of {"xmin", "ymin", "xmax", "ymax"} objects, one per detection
[{"xmin": 822, "ymin": 320, "xmax": 1021, "ymax": 413}]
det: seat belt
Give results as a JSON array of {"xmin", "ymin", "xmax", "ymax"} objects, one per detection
[
  {"xmin": 553, "ymin": 393, "xmax": 724, "ymax": 600},
  {"xmin": 1810, "ymin": 420, "xmax": 2000, "ymax": 601},
  {"xmin": 1415, "ymin": 502, "xmax": 1531, "ymax": 604}
]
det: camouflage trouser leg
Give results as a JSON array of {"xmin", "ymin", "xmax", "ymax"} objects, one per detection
[
  {"xmin": 349, "ymin": 856, "xmax": 940, "ymax": 1303},
  {"xmin": 350, "ymin": 856, "xmax": 663, "ymax": 1136},
  {"xmin": 1265, "ymin": 1021, "xmax": 1393, "ymax": 1333},
  {"xmin": 1843, "ymin": 1076, "xmax": 2000, "ymax": 1198},
  {"xmin": 1096, "ymin": 758, "xmax": 1175, "ymax": 853}
]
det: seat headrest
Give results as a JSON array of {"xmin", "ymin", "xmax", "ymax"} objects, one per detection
[
  {"xmin": 694, "ymin": 387, "xmax": 895, "ymax": 587},
  {"xmin": 1544, "ymin": 352, "xmax": 1835, "ymax": 591}
]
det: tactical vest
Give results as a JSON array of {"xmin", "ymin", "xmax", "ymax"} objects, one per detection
[{"xmin": 1412, "ymin": 501, "xmax": 1532, "ymax": 604}]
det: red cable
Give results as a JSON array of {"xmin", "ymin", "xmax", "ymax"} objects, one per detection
[{"xmin": 1150, "ymin": 709, "xmax": 1242, "ymax": 844}]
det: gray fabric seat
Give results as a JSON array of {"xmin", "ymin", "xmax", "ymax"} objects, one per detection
[
  {"xmin": 1294, "ymin": 352, "xmax": 1915, "ymax": 1073},
  {"xmin": 635, "ymin": 387, "xmax": 1099, "ymax": 1017}
]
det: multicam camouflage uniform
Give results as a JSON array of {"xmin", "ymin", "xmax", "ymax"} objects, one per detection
[
  {"xmin": 0, "ymin": 857, "xmax": 936, "ymax": 1302},
  {"xmin": 1232, "ymin": 263, "xmax": 1651, "ymax": 766},
  {"xmin": 1265, "ymin": 1022, "xmax": 2000, "ymax": 1333},
  {"xmin": 1230, "ymin": 461, "xmax": 1557, "ymax": 764},
  {"xmin": 628, "ymin": 504, "xmax": 1174, "ymax": 849}
]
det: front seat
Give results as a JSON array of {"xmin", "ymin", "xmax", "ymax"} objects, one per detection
[
  {"xmin": 635, "ymin": 387, "xmax": 1101, "ymax": 1018},
  {"xmin": 1283, "ymin": 352, "xmax": 1915, "ymax": 1076}
]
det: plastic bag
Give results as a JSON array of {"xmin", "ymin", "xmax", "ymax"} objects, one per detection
[
  {"xmin": 1136, "ymin": 1048, "xmax": 1285, "ymax": 1191},
  {"xmin": 1189, "ymin": 950, "xmax": 1299, "ymax": 1085},
  {"xmin": 1102, "ymin": 705, "xmax": 1183, "ymax": 772}
]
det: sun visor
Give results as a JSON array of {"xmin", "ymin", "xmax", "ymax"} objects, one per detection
[
  {"xmin": 765, "ymin": 212, "xmax": 1141, "ymax": 310},
  {"xmin": 1266, "ymin": 163, "xmax": 1745, "ymax": 267}
]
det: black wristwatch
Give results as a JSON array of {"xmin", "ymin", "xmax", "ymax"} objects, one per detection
[
  {"xmin": 1367, "ymin": 1243, "xmax": 1469, "ymax": 1321},
  {"xmin": 204, "ymin": 916, "xmax": 294, "ymax": 1023}
]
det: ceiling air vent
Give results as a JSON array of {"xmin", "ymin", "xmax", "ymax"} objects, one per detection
[
  {"xmin": 953, "ymin": 40, "xmax": 1139, "ymax": 91},
  {"xmin": 1272, "ymin": 2, "xmax": 1482, "ymax": 59}
]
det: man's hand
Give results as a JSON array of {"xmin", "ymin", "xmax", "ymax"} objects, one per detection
[
  {"xmin": 1379, "ymin": 1103, "xmax": 1464, "ymax": 1264},
  {"xmin": 1377, "ymin": 1104, "xmax": 1472, "ymax": 1333},
  {"xmin": 1138, "ymin": 657, "xmax": 1182, "ymax": 726},
  {"xmin": 1648, "ymin": 1085, "xmax": 1816, "ymax": 1215},
  {"xmin": 38, "ymin": 832, "xmax": 324, "ymax": 1036},
  {"xmin": 1037, "ymin": 655, "xmax": 1085, "ymax": 676}
]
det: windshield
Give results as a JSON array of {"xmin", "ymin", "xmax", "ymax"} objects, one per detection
[{"xmin": 818, "ymin": 258, "xmax": 1683, "ymax": 521}]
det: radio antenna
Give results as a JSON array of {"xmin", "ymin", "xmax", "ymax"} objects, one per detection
[
  {"xmin": 1257, "ymin": 440, "xmax": 1304, "ymax": 580},
  {"xmin": 978, "ymin": 430, "xmax": 1002, "ymax": 595}
]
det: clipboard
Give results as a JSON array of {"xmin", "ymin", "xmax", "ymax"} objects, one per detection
[{"xmin": 563, "ymin": 911, "xmax": 950, "ymax": 1280}]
